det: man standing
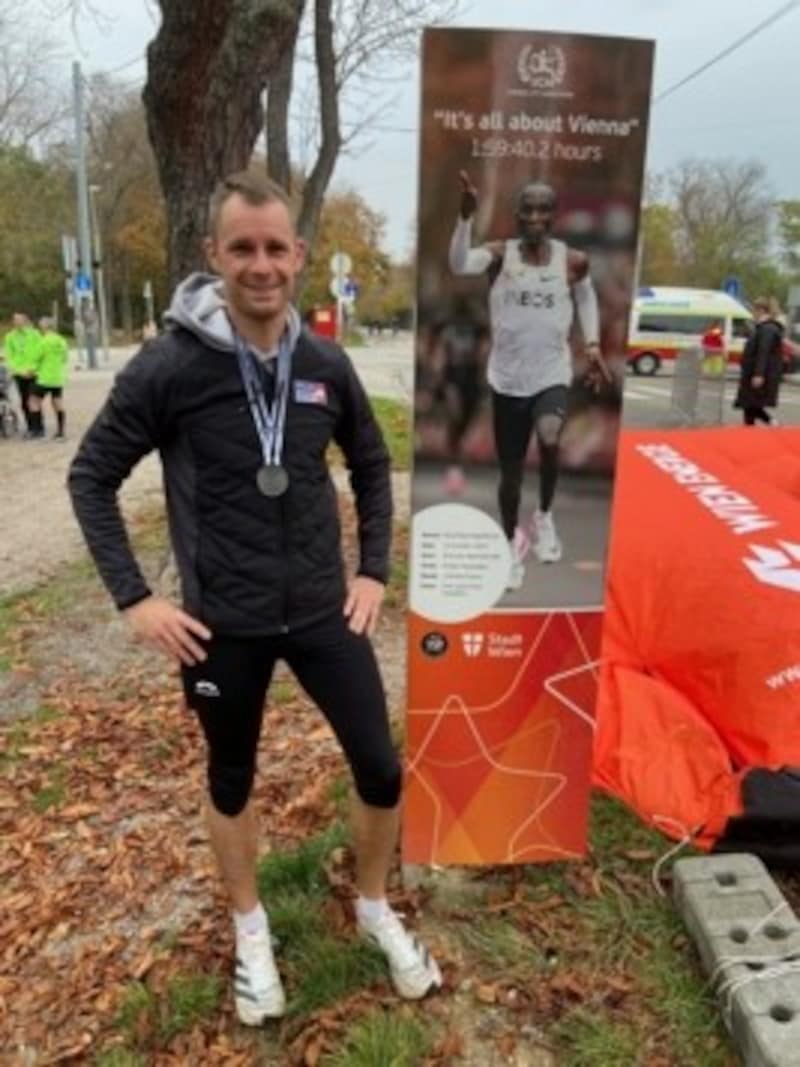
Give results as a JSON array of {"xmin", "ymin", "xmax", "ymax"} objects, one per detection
[
  {"xmin": 69, "ymin": 170, "xmax": 440, "ymax": 1025},
  {"xmin": 449, "ymin": 171, "xmax": 609, "ymax": 590},
  {"xmin": 30, "ymin": 317, "xmax": 69, "ymax": 439},
  {"xmin": 4, "ymin": 313, "xmax": 41, "ymax": 437}
]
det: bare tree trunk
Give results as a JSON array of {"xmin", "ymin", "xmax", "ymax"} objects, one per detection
[
  {"xmin": 143, "ymin": 0, "xmax": 304, "ymax": 288},
  {"xmin": 295, "ymin": 0, "xmax": 340, "ymax": 249},
  {"xmin": 121, "ymin": 253, "xmax": 133, "ymax": 337},
  {"xmin": 266, "ymin": 2, "xmax": 305, "ymax": 193}
]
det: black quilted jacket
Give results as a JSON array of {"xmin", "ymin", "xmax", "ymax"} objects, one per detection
[{"xmin": 68, "ymin": 328, "xmax": 392, "ymax": 637}]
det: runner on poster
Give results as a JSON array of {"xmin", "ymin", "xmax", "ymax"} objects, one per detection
[{"xmin": 448, "ymin": 170, "xmax": 612, "ymax": 589}]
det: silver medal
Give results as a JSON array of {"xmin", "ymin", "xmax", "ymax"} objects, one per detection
[{"xmin": 256, "ymin": 464, "xmax": 289, "ymax": 498}]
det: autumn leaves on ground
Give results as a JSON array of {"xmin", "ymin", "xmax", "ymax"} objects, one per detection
[{"xmin": 1, "ymin": 476, "xmax": 738, "ymax": 1063}]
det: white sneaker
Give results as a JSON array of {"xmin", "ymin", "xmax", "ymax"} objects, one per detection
[
  {"xmin": 533, "ymin": 510, "xmax": 563, "ymax": 563},
  {"xmin": 358, "ymin": 909, "xmax": 442, "ymax": 1000},
  {"xmin": 506, "ymin": 526, "xmax": 529, "ymax": 590},
  {"xmin": 234, "ymin": 927, "xmax": 286, "ymax": 1025}
]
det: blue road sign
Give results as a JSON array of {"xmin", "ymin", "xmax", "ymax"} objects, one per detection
[
  {"xmin": 75, "ymin": 272, "xmax": 92, "ymax": 292},
  {"xmin": 723, "ymin": 276, "xmax": 741, "ymax": 300}
]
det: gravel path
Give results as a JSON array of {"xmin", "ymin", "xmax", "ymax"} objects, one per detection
[{"xmin": 0, "ymin": 354, "xmax": 163, "ymax": 598}]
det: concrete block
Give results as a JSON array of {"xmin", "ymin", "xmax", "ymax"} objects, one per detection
[{"xmin": 673, "ymin": 853, "xmax": 800, "ymax": 1066}]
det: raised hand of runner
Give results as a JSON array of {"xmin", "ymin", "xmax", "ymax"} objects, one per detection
[
  {"xmin": 458, "ymin": 170, "xmax": 478, "ymax": 220},
  {"xmin": 124, "ymin": 596, "xmax": 211, "ymax": 665}
]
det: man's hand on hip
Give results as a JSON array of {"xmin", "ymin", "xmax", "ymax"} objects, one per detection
[
  {"xmin": 344, "ymin": 576, "xmax": 385, "ymax": 637},
  {"xmin": 124, "ymin": 596, "xmax": 212, "ymax": 665}
]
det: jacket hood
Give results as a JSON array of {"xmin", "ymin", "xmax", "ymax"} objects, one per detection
[{"xmin": 164, "ymin": 271, "xmax": 301, "ymax": 353}]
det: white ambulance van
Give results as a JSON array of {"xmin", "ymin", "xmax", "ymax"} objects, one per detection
[{"xmin": 627, "ymin": 287, "xmax": 752, "ymax": 376}]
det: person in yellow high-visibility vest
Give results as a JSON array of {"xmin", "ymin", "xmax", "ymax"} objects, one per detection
[
  {"xmin": 3, "ymin": 312, "xmax": 41, "ymax": 435},
  {"xmin": 29, "ymin": 317, "xmax": 70, "ymax": 439}
]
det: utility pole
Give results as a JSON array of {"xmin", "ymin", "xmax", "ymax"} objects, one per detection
[
  {"xmin": 73, "ymin": 61, "xmax": 97, "ymax": 370},
  {"xmin": 89, "ymin": 184, "xmax": 111, "ymax": 363}
]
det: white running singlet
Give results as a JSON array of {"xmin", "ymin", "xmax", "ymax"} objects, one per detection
[{"xmin": 487, "ymin": 238, "xmax": 573, "ymax": 398}]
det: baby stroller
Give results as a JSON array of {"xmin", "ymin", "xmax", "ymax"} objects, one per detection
[{"xmin": 0, "ymin": 362, "xmax": 20, "ymax": 438}]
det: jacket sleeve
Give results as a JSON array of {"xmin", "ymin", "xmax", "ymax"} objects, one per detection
[
  {"xmin": 67, "ymin": 342, "xmax": 175, "ymax": 610},
  {"xmin": 333, "ymin": 353, "xmax": 393, "ymax": 584}
]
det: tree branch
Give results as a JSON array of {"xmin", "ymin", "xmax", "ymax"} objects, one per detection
[
  {"xmin": 296, "ymin": 0, "xmax": 340, "ymax": 246},
  {"xmin": 266, "ymin": 1, "xmax": 306, "ymax": 192}
]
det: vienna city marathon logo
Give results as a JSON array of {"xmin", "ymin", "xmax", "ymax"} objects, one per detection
[
  {"xmin": 421, "ymin": 632, "xmax": 449, "ymax": 658},
  {"xmin": 516, "ymin": 44, "xmax": 567, "ymax": 92}
]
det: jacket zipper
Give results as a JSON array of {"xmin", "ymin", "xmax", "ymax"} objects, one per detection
[{"xmin": 279, "ymin": 490, "xmax": 290, "ymax": 633}]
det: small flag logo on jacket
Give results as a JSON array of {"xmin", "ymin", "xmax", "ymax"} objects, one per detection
[{"xmin": 294, "ymin": 379, "xmax": 328, "ymax": 405}]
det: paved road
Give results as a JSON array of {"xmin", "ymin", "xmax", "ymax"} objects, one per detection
[
  {"xmin": 412, "ymin": 464, "xmax": 612, "ymax": 611},
  {"xmin": 73, "ymin": 333, "xmax": 415, "ymax": 402},
  {"xmin": 622, "ymin": 370, "xmax": 800, "ymax": 428}
]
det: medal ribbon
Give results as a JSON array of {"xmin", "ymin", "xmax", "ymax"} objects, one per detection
[{"xmin": 235, "ymin": 331, "xmax": 292, "ymax": 467}]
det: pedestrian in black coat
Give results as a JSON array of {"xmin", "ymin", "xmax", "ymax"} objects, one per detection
[{"xmin": 734, "ymin": 296, "xmax": 785, "ymax": 426}]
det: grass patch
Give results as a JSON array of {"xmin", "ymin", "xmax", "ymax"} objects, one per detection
[
  {"xmin": 32, "ymin": 763, "xmax": 68, "ymax": 813},
  {"xmin": 257, "ymin": 823, "xmax": 348, "ymax": 898},
  {"xmin": 370, "ymin": 397, "xmax": 411, "ymax": 471},
  {"xmin": 559, "ymin": 792, "xmax": 729, "ymax": 1062},
  {"xmin": 114, "ymin": 974, "xmax": 222, "ymax": 1048},
  {"xmin": 94, "ymin": 1048, "xmax": 148, "ymax": 1067},
  {"xmin": 589, "ymin": 792, "xmax": 668, "ymax": 859},
  {"xmin": 639, "ymin": 922, "xmax": 730, "ymax": 1065},
  {"xmin": 286, "ymin": 934, "xmax": 386, "ymax": 1018},
  {"xmin": 327, "ymin": 775, "xmax": 352, "ymax": 818},
  {"xmin": 270, "ymin": 678, "xmax": 296, "ymax": 706},
  {"xmin": 328, "ymin": 397, "xmax": 410, "ymax": 471},
  {"xmin": 128, "ymin": 504, "xmax": 169, "ymax": 555},
  {"xmin": 1, "ymin": 710, "xmax": 60, "ymax": 771},
  {"xmin": 257, "ymin": 825, "xmax": 389, "ymax": 1019},
  {"xmin": 523, "ymin": 862, "xmax": 573, "ymax": 899},
  {"xmin": 0, "ymin": 556, "xmax": 102, "ymax": 670},
  {"xmin": 554, "ymin": 1009, "xmax": 642, "ymax": 1066},
  {"xmin": 386, "ymin": 531, "xmax": 409, "ymax": 614},
  {"xmin": 160, "ymin": 975, "xmax": 223, "ymax": 1042},
  {"xmin": 456, "ymin": 916, "xmax": 544, "ymax": 978},
  {"xmin": 325, "ymin": 1008, "xmax": 432, "ymax": 1066}
]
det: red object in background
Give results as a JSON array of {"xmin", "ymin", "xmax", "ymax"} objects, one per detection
[
  {"xmin": 701, "ymin": 325, "xmax": 725, "ymax": 354},
  {"xmin": 307, "ymin": 306, "xmax": 337, "ymax": 340}
]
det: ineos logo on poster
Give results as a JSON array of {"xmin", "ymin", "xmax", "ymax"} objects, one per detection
[
  {"xmin": 421, "ymin": 632, "xmax": 449, "ymax": 658},
  {"xmin": 516, "ymin": 44, "xmax": 567, "ymax": 92}
]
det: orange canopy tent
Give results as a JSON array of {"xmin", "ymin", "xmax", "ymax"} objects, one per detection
[{"xmin": 595, "ymin": 427, "xmax": 800, "ymax": 863}]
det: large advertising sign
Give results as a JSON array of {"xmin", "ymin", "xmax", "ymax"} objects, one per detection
[{"xmin": 404, "ymin": 27, "xmax": 654, "ymax": 865}]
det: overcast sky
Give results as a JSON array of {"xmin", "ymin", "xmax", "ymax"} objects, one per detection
[{"xmin": 50, "ymin": 0, "xmax": 800, "ymax": 258}]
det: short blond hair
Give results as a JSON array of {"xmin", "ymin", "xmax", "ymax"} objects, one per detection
[{"xmin": 208, "ymin": 169, "xmax": 291, "ymax": 236}]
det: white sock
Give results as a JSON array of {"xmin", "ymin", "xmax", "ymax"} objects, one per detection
[
  {"xmin": 234, "ymin": 902, "xmax": 268, "ymax": 939},
  {"xmin": 356, "ymin": 895, "xmax": 390, "ymax": 924}
]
